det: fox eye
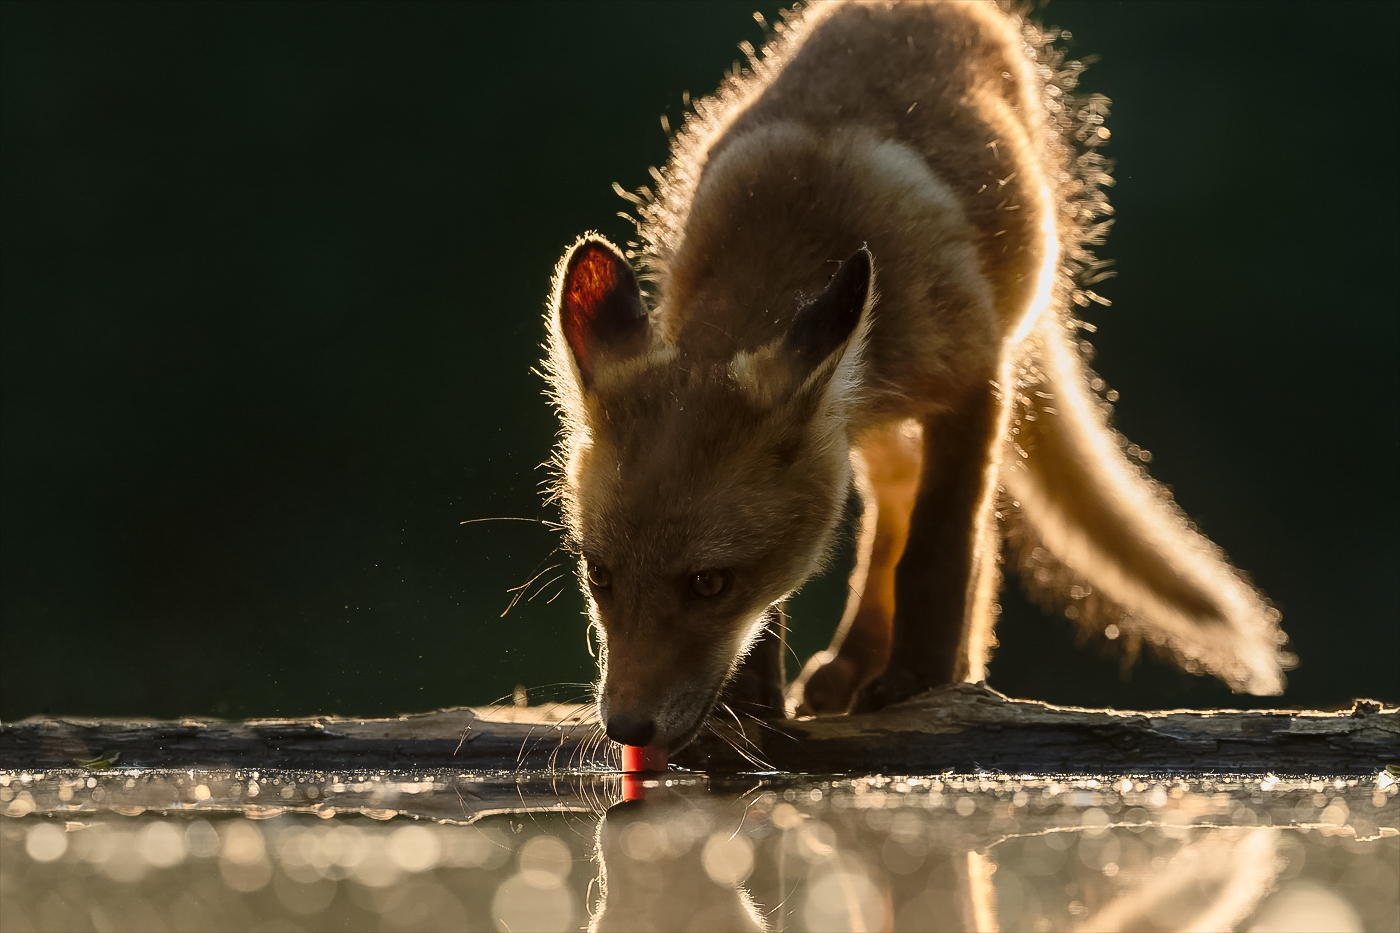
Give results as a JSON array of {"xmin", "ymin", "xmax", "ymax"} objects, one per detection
[
  {"xmin": 690, "ymin": 570, "xmax": 726, "ymax": 598},
  {"xmin": 587, "ymin": 561, "xmax": 611, "ymax": 589}
]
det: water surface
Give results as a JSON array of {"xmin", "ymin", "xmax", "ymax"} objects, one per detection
[{"xmin": 2, "ymin": 768, "xmax": 1396, "ymax": 931}]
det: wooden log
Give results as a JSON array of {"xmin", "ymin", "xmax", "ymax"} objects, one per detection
[{"xmin": 2, "ymin": 684, "xmax": 1395, "ymax": 775}]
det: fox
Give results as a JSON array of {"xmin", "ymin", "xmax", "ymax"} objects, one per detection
[{"xmin": 541, "ymin": 0, "xmax": 1292, "ymax": 756}]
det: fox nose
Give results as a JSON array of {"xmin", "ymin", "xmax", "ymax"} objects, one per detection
[{"xmin": 605, "ymin": 711, "xmax": 657, "ymax": 747}]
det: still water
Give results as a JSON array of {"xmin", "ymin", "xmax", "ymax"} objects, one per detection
[{"xmin": 1, "ymin": 767, "xmax": 1396, "ymax": 932}]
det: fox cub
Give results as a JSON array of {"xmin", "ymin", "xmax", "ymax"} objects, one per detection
[{"xmin": 543, "ymin": 1, "xmax": 1290, "ymax": 753}]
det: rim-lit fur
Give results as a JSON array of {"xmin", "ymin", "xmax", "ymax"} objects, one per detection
[{"xmin": 543, "ymin": 1, "xmax": 1291, "ymax": 748}]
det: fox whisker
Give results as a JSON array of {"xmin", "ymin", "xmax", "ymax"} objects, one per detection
[
  {"xmin": 706, "ymin": 719, "xmax": 773, "ymax": 772},
  {"xmin": 505, "ymin": 563, "xmax": 562, "ymax": 595},
  {"xmin": 501, "ymin": 562, "xmax": 562, "ymax": 617},
  {"xmin": 527, "ymin": 574, "xmax": 567, "ymax": 602},
  {"xmin": 729, "ymin": 706, "xmax": 790, "ymax": 742},
  {"xmin": 459, "ymin": 516, "xmax": 565, "ymax": 530},
  {"xmin": 711, "ymin": 702, "xmax": 776, "ymax": 771}
]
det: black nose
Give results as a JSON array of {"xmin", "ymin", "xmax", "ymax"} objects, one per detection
[{"xmin": 605, "ymin": 711, "xmax": 656, "ymax": 747}]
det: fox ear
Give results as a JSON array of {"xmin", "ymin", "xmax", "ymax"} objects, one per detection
[
  {"xmin": 785, "ymin": 249, "xmax": 873, "ymax": 383},
  {"xmin": 554, "ymin": 236, "xmax": 649, "ymax": 384}
]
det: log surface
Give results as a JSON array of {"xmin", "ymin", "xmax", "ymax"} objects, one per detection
[{"xmin": 2, "ymin": 684, "xmax": 1395, "ymax": 775}]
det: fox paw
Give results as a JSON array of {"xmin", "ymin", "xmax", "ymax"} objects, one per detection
[
  {"xmin": 787, "ymin": 651, "xmax": 864, "ymax": 716},
  {"xmin": 849, "ymin": 666, "xmax": 926, "ymax": 714}
]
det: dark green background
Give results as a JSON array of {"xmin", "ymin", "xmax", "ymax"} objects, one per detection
[{"xmin": 2, "ymin": 2, "xmax": 1395, "ymax": 721}]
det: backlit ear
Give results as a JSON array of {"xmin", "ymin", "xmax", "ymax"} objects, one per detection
[
  {"xmin": 554, "ymin": 236, "xmax": 649, "ymax": 384},
  {"xmin": 785, "ymin": 249, "xmax": 873, "ymax": 383}
]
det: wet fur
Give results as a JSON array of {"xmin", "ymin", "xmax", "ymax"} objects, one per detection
[{"xmin": 544, "ymin": 1, "xmax": 1291, "ymax": 749}]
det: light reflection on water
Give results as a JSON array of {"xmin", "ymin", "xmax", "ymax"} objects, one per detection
[{"xmin": 0, "ymin": 769, "xmax": 1395, "ymax": 931}]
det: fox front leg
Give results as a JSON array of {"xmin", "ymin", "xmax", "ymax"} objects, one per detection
[
  {"xmin": 853, "ymin": 385, "xmax": 1005, "ymax": 711},
  {"xmin": 789, "ymin": 419, "xmax": 923, "ymax": 716}
]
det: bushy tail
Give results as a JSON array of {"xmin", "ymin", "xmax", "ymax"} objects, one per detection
[{"xmin": 1001, "ymin": 316, "xmax": 1291, "ymax": 694}]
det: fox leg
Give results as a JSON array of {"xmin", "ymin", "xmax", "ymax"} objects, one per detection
[
  {"xmin": 787, "ymin": 419, "xmax": 923, "ymax": 715},
  {"xmin": 854, "ymin": 384, "xmax": 1006, "ymax": 711}
]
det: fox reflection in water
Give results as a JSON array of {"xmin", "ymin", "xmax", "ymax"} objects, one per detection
[
  {"xmin": 593, "ymin": 797, "xmax": 767, "ymax": 932},
  {"xmin": 586, "ymin": 785, "xmax": 1291, "ymax": 933}
]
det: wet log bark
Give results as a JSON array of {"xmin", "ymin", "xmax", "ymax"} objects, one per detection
[{"xmin": 1, "ymin": 683, "xmax": 1395, "ymax": 775}]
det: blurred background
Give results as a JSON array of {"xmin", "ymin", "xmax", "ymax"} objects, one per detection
[{"xmin": 2, "ymin": 1, "xmax": 1395, "ymax": 721}]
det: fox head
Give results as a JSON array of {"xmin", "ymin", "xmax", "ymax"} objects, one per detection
[{"xmin": 543, "ymin": 235, "xmax": 874, "ymax": 752}]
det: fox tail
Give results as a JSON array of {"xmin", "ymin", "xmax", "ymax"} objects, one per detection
[{"xmin": 1000, "ymin": 315, "xmax": 1292, "ymax": 694}]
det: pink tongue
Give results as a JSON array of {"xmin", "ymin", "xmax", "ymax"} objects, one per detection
[{"xmin": 621, "ymin": 744, "xmax": 668, "ymax": 773}]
